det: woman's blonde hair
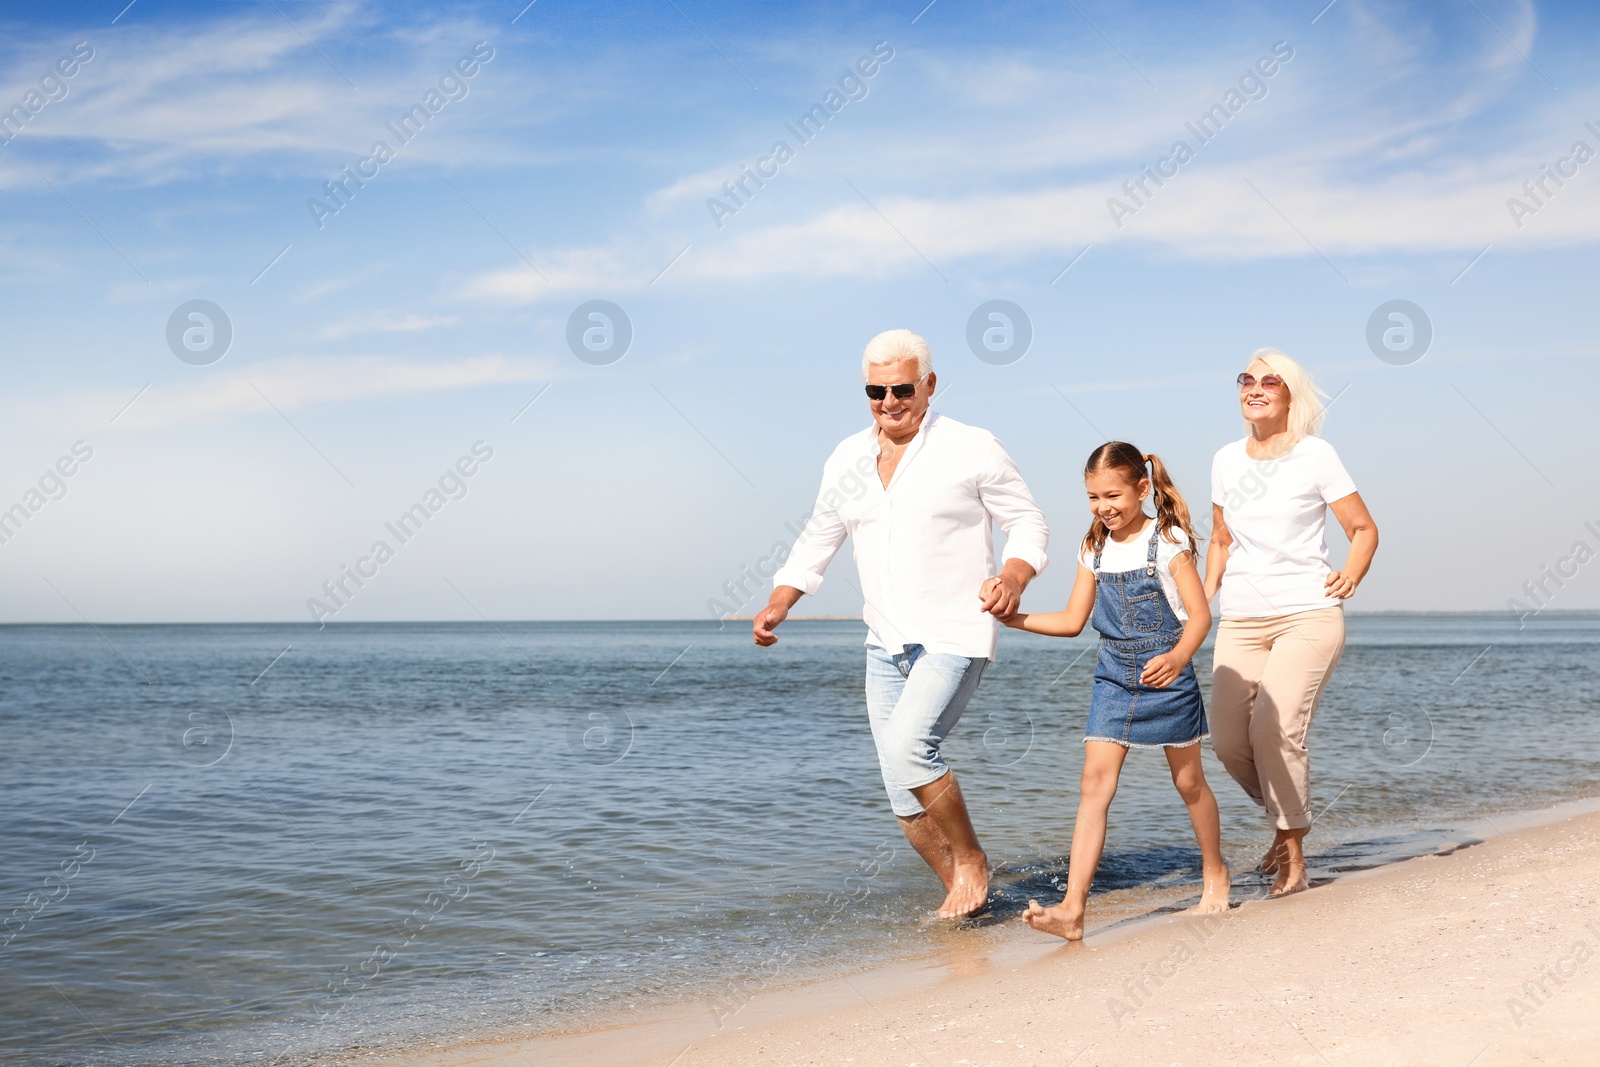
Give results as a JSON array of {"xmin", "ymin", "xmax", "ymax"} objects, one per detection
[{"xmin": 1246, "ymin": 347, "xmax": 1328, "ymax": 440}]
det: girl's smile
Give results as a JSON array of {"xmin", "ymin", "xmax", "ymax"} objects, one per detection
[{"xmin": 1085, "ymin": 469, "xmax": 1150, "ymax": 540}]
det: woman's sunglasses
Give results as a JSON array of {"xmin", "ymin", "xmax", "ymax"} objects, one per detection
[
  {"xmin": 1236, "ymin": 372, "xmax": 1285, "ymax": 392},
  {"xmin": 864, "ymin": 374, "xmax": 928, "ymax": 401}
]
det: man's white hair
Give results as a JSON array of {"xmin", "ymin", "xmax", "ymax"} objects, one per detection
[{"xmin": 861, "ymin": 329, "xmax": 933, "ymax": 379}]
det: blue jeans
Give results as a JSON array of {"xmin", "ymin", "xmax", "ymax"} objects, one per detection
[{"xmin": 864, "ymin": 644, "xmax": 988, "ymax": 817}]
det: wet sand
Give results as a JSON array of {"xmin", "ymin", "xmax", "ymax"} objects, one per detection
[{"xmin": 384, "ymin": 798, "xmax": 1600, "ymax": 1066}]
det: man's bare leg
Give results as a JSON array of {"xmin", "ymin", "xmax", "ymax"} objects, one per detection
[
  {"xmin": 907, "ymin": 771, "xmax": 989, "ymax": 918},
  {"xmin": 896, "ymin": 812, "xmax": 954, "ymax": 890}
]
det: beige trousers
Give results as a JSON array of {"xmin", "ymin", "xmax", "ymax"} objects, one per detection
[{"xmin": 1210, "ymin": 607, "xmax": 1345, "ymax": 831}]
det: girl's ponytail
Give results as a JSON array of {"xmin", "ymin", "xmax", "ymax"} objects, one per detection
[
  {"xmin": 1143, "ymin": 452, "xmax": 1198, "ymax": 555},
  {"xmin": 1083, "ymin": 513, "xmax": 1111, "ymax": 559}
]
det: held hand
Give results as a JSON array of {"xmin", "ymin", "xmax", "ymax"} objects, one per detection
[
  {"xmin": 1324, "ymin": 570, "xmax": 1358, "ymax": 599},
  {"xmin": 752, "ymin": 603, "xmax": 788, "ymax": 646},
  {"xmin": 979, "ymin": 574, "xmax": 1022, "ymax": 618},
  {"xmin": 1140, "ymin": 652, "xmax": 1182, "ymax": 688}
]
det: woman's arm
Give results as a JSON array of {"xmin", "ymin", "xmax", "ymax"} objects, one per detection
[
  {"xmin": 1202, "ymin": 504, "xmax": 1231, "ymax": 602},
  {"xmin": 1325, "ymin": 492, "xmax": 1378, "ymax": 599},
  {"xmin": 1141, "ymin": 552, "xmax": 1212, "ymax": 687},
  {"xmin": 1002, "ymin": 563, "xmax": 1096, "ymax": 637}
]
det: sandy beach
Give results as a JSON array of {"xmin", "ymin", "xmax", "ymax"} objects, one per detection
[{"xmin": 383, "ymin": 798, "xmax": 1600, "ymax": 1067}]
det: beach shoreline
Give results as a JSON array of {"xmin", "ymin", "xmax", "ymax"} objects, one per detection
[{"xmin": 371, "ymin": 795, "xmax": 1600, "ymax": 1067}]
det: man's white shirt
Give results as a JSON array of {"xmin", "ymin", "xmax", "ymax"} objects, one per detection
[{"xmin": 772, "ymin": 412, "xmax": 1049, "ymax": 660}]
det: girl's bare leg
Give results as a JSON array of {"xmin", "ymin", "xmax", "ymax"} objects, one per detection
[
  {"xmin": 1024, "ymin": 741, "xmax": 1127, "ymax": 941},
  {"xmin": 1164, "ymin": 743, "xmax": 1230, "ymax": 913}
]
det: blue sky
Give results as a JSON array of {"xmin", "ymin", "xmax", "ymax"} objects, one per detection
[{"xmin": 1, "ymin": 0, "xmax": 1597, "ymax": 622}]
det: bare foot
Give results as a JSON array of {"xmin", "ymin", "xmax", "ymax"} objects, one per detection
[
  {"xmin": 1269, "ymin": 859, "xmax": 1308, "ymax": 897},
  {"xmin": 936, "ymin": 856, "xmax": 990, "ymax": 919},
  {"xmin": 1255, "ymin": 839, "xmax": 1286, "ymax": 874},
  {"xmin": 1022, "ymin": 898, "xmax": 1084, "ymax": 941},
  {"xmin": 1190, "ymin": 863, "xmax": 1231, "ymax": 914}
]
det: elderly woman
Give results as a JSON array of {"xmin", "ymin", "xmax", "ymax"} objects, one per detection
[{"xmin": 1203, "ymin": 348, "xmax": 1378, "ymax": 896}]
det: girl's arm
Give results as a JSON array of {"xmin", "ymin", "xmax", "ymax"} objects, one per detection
[
  {"xmin": 1140, "ymin": 551, "xmax": 1213, "ymax": 688},
  {"xmin": 1002, "ymin": 563, "xmax": 1096, "ymax": 637},
  {"xmin": 1202, "ymin": 504, "xmax": 1230, "ymax": 602},
  {"xmin": 1325, "ymin": 492, "xmax": 1378, "ymax": 599}
]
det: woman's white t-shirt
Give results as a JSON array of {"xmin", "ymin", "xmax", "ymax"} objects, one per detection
[
  {"xmin": 1078, "ymin": 518, "xmax": 1194, "ymax": 621},
  {"xmin": 1211, "ymin": 435, "xmax": 1358, "ymax": 618}
]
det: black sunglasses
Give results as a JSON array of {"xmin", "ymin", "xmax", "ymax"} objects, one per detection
[{"xmin": 864, "ymin": 374, "xmax": 927, "ymax": 401}]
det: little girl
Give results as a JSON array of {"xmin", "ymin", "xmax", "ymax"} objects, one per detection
[{"xmin": 1004, "ymin": 441, "xmax": 1230, "ymax": 940}]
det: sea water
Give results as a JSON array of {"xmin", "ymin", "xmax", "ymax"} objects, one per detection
[{"xmin": 2, "ymin": 614, "xmax": 1597, "ymax": 1064}]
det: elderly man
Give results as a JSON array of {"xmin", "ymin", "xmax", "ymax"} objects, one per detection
[{"xmin": 753, "ymin": 329, "xmax": 1050, "ymax": 919}]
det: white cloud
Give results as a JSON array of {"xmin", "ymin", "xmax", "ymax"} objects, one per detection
[
  {"xmin": 461, "ymin": 244, "xmax": 636, "ymax": 301},
  {"xmin": 460, "ymin": 150, "xmax": 1600, "ymax": 302},
  {"xmin": 456, "ymin": 0, "xmax": 1600, "ymax": 300},
  {"xmin": 6, "ymin": 0, "xmax": 1589, "ymax": 302},
  {"xmin": 317, "ymin": 312, "xmax": 458, "ymax": 339},
  {"xmin": 66, "ymin": 353, "xmax": 560, "ymax": 430},
  {"xmin": 645, "ymin": 163, "xmax": 735, "ymax": 211},
  {"xmin": 0, "ymin": 5, "xmax": 510, "ymax": 187}
]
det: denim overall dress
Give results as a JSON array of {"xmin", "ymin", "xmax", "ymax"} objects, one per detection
[{"xmin": 1084, "ymin": 524, "xmax": 1208, "ymax": 748}]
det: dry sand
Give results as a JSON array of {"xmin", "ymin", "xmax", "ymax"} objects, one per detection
[{"xmin": 389, "ymin": 799, "xmax": 1600, "ymax": 1067}]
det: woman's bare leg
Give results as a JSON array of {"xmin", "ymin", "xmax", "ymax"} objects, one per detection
[{"xmin": 1269, "ymin": 826, "xmax": 1308, "ymax": 896}]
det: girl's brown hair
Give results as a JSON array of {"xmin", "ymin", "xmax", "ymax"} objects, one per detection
[{"xmin": 1080, "ymin": 441, "xmax": 1200, "ymax": 559}]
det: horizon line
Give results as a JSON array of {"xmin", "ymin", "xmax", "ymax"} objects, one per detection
[{"xmin": 0, "ymin": 609, "xmax": 1594, "ymax": 627}]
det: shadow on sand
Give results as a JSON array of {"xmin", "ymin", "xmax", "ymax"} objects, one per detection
[{"xmin": 957, "ymin": 829, "xmax": 1487, "ymax": 929}]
